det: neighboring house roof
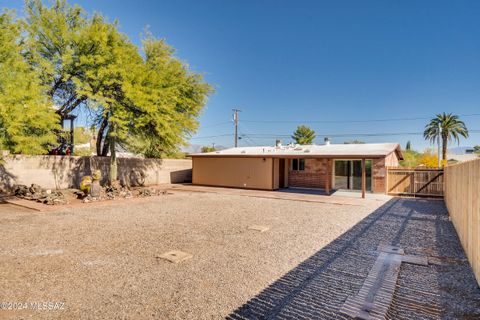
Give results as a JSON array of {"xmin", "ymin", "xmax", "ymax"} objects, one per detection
[
  {"xmin": 191, "ymin": 143, "xmax": 403, "ymax": 159},
  {"xmin": 448, "ymin": 146, "xmax": 476, "ymax": 155},
  {"xmin": 447, "ymin": 154, "xmax": 479, "ymax": 162}
]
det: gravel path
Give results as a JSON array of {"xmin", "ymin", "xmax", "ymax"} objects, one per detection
[{"xmin": 0, "ymin": 191, "xmax": 384, "ymax": 319}]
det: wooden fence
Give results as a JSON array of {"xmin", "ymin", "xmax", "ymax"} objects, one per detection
[
  {"xmin": 444, "ymin": 159, "xmax": 480, "ymax": 285},
  {"xmin": 387, "ymin": 167, "xmax": 444, "ymax": 197}
]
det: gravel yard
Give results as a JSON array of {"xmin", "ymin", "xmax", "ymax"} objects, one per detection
[
  {"xmin": 229, "ymin": 198, "xmax": 480, "ymax": 320},
  {"xmin": 0, "ymin": 191, "xmax": 384, "ymax": 319}
]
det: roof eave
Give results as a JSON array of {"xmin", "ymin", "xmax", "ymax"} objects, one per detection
[
  {"xmin": 393, "ymin": 143, "xmax": 404, "ymax": 160},
  {"xmin": 191, "ymin": 154, "xmax": 391, "ymax": 159}
]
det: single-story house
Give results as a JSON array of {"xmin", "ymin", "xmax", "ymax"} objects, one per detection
[{"xmin": 191, "ymin": 142, "xmax": 403, "ymax": 197}]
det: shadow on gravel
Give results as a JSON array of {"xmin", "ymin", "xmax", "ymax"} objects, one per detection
[{"xmin": 227, "ymin": 198, "xmax": 480, "ymax": 320}]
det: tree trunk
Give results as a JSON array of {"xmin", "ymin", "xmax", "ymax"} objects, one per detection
[
  {"xmin": 101, "ymin": 130, "xmax": 110, "ymax": 156},
  {"xmin": 96, "ymin": 134, "xmax": 103, "ymax": 156},
  {"xmin": 56, "ymin": 96, "xmax": 86, "ymax": 116},
  {"xmin": 96, "ymin": 118, "xmax": 108, "ymax": 156},
  {"xmin": 108, "ymin": 125, "xmax": 118, "ymax": 185},
  {"xmin": 101, "ymin": 138, "xmax": 110, "ymax": 157},
  {"xmin": 442, "ymin": 135, "xmax": 448, "ymax": 162}
]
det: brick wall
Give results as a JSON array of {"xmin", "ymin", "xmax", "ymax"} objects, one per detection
[
  {"xmin": 288, "ymin": 157, "xmax": 391, "ymax": 194},
  {"xmin": 288, "ymin": 158, "xmax": 332, "ymax": 189}
]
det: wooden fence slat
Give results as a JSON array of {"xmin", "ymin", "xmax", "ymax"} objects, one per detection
[
  {"xmin": 387, "ymin": 167, "xmax": 444, "ymax": 197},
  {"xmin": 444, "ymin": 159, "xmax": 480, "ymax": 286}
]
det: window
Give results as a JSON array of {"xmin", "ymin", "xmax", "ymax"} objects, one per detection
[{"xmin": 292, "ymin": 159, "xmax": 305, "ymax": 171}]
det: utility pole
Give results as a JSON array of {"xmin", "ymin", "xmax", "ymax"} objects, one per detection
[
  {"xmin": 437, "ymin": 122, "xmax": 441, "ymax": 168},
  {"xmin": 232, "ymin": 108, "xmax": 241, "ymax": 147}
]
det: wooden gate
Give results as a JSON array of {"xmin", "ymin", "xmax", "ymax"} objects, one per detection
[{"xmin": 387, "ymin": 167, "xmax": 444, "ymax": 197}]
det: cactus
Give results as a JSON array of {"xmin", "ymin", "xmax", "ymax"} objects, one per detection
[{"xmin": 79, "ymin": 176, "xmax": 92, "ymax": 195}]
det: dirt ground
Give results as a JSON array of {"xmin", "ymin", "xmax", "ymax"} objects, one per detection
[{"xmin": 0, "ymin": 191, "xmax": 384, "ymax": 319}]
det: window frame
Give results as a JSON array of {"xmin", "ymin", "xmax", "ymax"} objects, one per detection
[{"xmin": 292, "ymin": 158, "xmax": 305, "ymax": 171}]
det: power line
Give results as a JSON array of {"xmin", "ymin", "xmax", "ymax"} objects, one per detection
[
  {"xmin": 246, "ymin": 132, "xmax": 425, "ymax": 137},
  {"xmin": 189, "ymin": 133, "xmax": 233, "ymax": 140},
  {"xmin": 239, "ymin": 134, "xmax": 254, "ymax": 146},
  {"xmin": 239, "ymin": 132, "xmax": 257, "ymax": 146},
  {"xmin": 200, "ymin": 121, "xmax": 232, "ymax": 129},
  {"xmin": 238, "ymin": 124, "xmax": 262, "ymax": 146},
  {"xmin": 243, "ymin": 130, "xmax": 480, "ymax": 138},
  {"xmin": 189, "ymin": 129, "xmax": 480, "ymax": 141},
  {"xmin": 241, "ymin": 113, "xmax": 480, "ymax": 124}
]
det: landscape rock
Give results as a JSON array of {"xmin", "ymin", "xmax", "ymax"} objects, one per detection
[
  {"xmin": 29, "ymin": 184, "xmax": 43, "ymax": 194},
  {"xmin": 73, "ymin": 190, "xmax": 86, "ymax": 199},
  {"xmin": 14, "ymin": 184, "xmax": 68, "ymax": 205},
  {"xmin": 14, "ymin": 185, "xmax": 29, "ymax": 197},
  {"xmin": 14, "ymin": 182, "xmax": 164, "ymax": 206},
  {"xmin": 90, "ymin": 180, "xmax": 101, "ymax": 197},
  {"xmin": 139, "ymin": 188, "xmax": 152, "ymax": 197}
]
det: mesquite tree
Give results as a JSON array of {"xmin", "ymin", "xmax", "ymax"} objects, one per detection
[
  {"xmin": 0, "ymin": 12, "xmax": 60, "ymax": 154},
  {"xmin": 17, "ymin": 0, "xmax": 212, "ymax": 183}
]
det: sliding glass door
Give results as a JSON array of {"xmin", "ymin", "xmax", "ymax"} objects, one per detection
[{"xmin": 334, "ymin": 160, "xmax": 372, "ymax": 191}]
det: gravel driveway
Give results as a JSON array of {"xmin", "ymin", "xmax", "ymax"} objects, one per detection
[{"xmin": 0, "ymin": 191, "xmax": 384, "ymax": 319}]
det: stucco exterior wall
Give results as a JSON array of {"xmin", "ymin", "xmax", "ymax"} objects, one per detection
[
  {"xmin": 273, "ymin": 158, "xmax": 280, "ymax": 190},
  {"xmin": 192, "ymin": 151, "xmax": 401, "ymax": 194},
  {"xmin": 192, "ymin": 157, "xmax": 274, "ymax": 190},
  {"xmin": 0, "ymin": 155, "xmax": 192, "ymax": 191}
]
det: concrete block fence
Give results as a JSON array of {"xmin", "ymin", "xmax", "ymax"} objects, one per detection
[{"xmin": 0, "ymin": 155, "xmax": 192, "ymax": 191}]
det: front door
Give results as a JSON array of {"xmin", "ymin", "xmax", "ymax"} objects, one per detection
[
  {"xmin": 334, "ymin": 160, "xmax": 372, "ymax": 191},
  {"xmin": 279, "ymin": 159, "xmax": 286, "ymax": 188}
]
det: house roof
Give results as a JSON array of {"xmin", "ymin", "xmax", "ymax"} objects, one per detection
[
  {"xmin": 447, "ymin": 153, "xmax": 479, "ymax": 162},
  {"xmin": 191, "ymin": 143, "xmax": 403, "ymax": 159}
]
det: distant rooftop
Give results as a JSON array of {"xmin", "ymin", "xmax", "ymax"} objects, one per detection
[
  {"xmin": 447, "ymin": 153, "xmax": 479, "ymax": 162},
  {"xmin": 448, "ymin": 146, "xmax": 476, "ymax": 155},
  {"xmin": 191, "ymin": 143, "xmax": 403, "ymax": 159}
]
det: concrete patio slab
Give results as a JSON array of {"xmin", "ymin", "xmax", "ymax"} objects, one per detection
[{"xmin": 169, "ymin": 184, "xmax": 388, "ymax": 206}]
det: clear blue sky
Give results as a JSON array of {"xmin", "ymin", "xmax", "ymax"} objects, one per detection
[{"xmin": 3, "ymin": 0, "xmax": 480, "ymax": 151}]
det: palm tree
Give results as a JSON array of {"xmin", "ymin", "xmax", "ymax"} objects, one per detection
[{"xmin": 423, "ymin": 113, "xmax": 469, "ymax": 161}]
